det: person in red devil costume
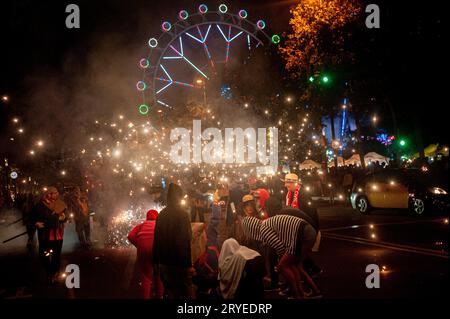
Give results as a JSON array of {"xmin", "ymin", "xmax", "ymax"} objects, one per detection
[{"xmin": 128, "ymin": 209, "xmax": 164, "ymax": 298}]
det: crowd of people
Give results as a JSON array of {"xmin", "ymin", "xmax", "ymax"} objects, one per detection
[
  {"xmin": 1, "ymin": 170, "xmax": 325, "ymax": 299},
  {"xmin": 125, "ymin": 172, "xmax": 323, "ymax": 299},
  {"xmin": 5, "ymin": 186, "xmax": 93, "ymax": 284}
]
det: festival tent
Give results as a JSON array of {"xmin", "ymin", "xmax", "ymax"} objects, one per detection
[
  {"xmin": 299, "ymin": 159, "xmax": 322, "ymax": 170},
  {"xmin": 328, "ymin": 156, "xmax": 345, "ymax": 167},
  {"xmin": 345, "ymin": 153, "xmax": 362, "ymax": 166},
  {"xmin": 410, "ymin": 144, "xmax": 448, "ymax": 159},
  {"xmin": 364, "ymin": 152, "xmax": 389, "ymax": 165}
]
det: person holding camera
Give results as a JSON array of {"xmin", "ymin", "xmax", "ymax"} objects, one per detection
[{"xmin": 33, "ymin": 187, "xmax": 67, "ymax": 284}]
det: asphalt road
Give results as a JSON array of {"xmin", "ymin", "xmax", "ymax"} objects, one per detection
[{"xmin": 0, "ymin": 204, "xmax": 448, "ymax": 299}]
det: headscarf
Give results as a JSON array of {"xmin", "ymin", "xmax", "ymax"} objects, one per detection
[{"xmin": 218, "ymin": 238, "xmax": 260, "ymax": 299}]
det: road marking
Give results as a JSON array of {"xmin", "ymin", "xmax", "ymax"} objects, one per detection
[
  {"xmin": 321, "ymin": 218, "xmax": 445, "ymax": 232},
  {"xmin": 323, "ymin": 233, "xmax": 449, "ymax": 259}
]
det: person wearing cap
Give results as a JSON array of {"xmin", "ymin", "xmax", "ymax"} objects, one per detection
[
  {"xmin": 241, "ymin": 194, "xmax": 281, "ymax": 292},
  {"xmin": 32, "ymin": 186, "xmax": 67, "ymax": 283},
  {"xmin": 240, "ymin": 195, "xmax": 263, "ymax": 252},
  {"xmin": 252, "ymin": 180, "xmax": 270, "ymax": 219},
  {"xmin": 282, "ymin": 173, "xmax": 303, "ymax": 209},
  {"xmin": 128, "ymin": 209, "xmax": 163, "ymax": 298},
  {"xmin": 259, "ymin": 214, "xmax": 322, "ymax": 299},
  {"xmin": 282, "ymin": 173, "xmax": 318, "ymax": 235}
]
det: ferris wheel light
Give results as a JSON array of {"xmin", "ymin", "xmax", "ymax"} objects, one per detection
[
  {"xmin": 219, "ymin": 4, "xmax": 228, "ymax": 13},
  {"xmin": 139, "ymin": 58, "xmax": 150, "ymax": 68},
  {"xmin": 148, "ymin": 38, "xmax": 158, "ymax": 48},
  {"xmin": 162, "ymin": 21, "xmax": 172, "ymax": 32},
  {"xmin": 179, "ymin": 10, "xmax": 189, "ymax": 20},
  {"xmin": 256, "ymin": 20, "xmax": 266, "ymax": 30},
  {"xmin": 271, "ymin": 34, "xmax": 281, "ymax": 44},
  {"xmin": 199, "ymin": 4, "xmax": 208, "ymax": 14},
  {"xmin": 139, "ymin": 104, "xmax": 150, "ymax": 115},
  {"xmin": 136, "ymin": 81, "xmax": 147, "ymax": 91},
  {"xmin": 238, "ymin": 9, "xmax": 248, "ymax": 19}
]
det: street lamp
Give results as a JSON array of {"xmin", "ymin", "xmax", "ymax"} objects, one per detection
[
  {"xmin": 2, "ymin": 95, "xmax": 9, "ymax": 102},
  {"xmin": 372, "ymin": 115, "xmax": 378, "ymax": 124},
  {"xmin": 196, "ymin": 79, "xmax": 207, "ymax": 106}
]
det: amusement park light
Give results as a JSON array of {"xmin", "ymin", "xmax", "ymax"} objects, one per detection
[
  {"xmin": 308, "ymin": 76, "xmax": 314, "ymax": 82},
  {"xmin": 322, "ymin": 76, "xmax": 329, "ymax": 83},
  {"xmin": 148, "ymin": 38, "xmax": 158, "ymax": 48},
  {"xmin": 136, "ymin": 81, "xmax": 147, "ymax": 91},
  {"xmin": 139, "ymin": 104, "xmax": 150, "ymax": 115},
  {"xmin": 271, "ymin": 34, "xmax": 280, "ymax": 44},
  {"xmin": 238, "ymin": 10, "xmax": 248, "ymax": 19},
  {"xmin": 179, "ymin": 10, "xmax": 189, "ymax": 20},
  {"xmin": 139, "ymin": 58, "xmax": 150, "ymax": 68},
  {"xmin": 257, "ymin": 20, "xmax": 266, "ymax": 30},
  {"xmin": 162, "ymin": 21, "xmax": 172, "ymax": 32},
  {"xmin": 399, "ymin": 139, "xmax": 406, "ymax": 147},
  {"xmin": 219, "ymin": 4, "xmax": 228, "ymax": 13},
  {"xmin": 199, "ymin": 4, "xmax": 208, "ymax": 14}
]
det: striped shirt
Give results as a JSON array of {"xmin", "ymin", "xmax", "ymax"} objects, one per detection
[
  {"xmin": 260, "ymin": 215, "xmax": 305, "ymax": 256},
  {"xmin": 241, "ymin": 216, "xmax": 263, "ymax": 242}
]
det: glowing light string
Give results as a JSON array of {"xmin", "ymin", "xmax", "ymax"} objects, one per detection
[
  {"xmin": 216, "ymin": 25, "xmax": 243, "ymax": 63},
  {"xmin": 156, "ymin": 64, "xmax": 194, "ymax": 95},
  {"xmin": 156, "ymin": 100, "xmax": 171, "ymax": 108},
  {"xmin": 185, "ymin": 25, "xmax": 214, "ymax": 68},
  {"xmin": 163, "ymin": 36, "xmax": 209, "ymax": 79},
  {"xmin": 156, "ymin": 64, "xmax": 173, "ymax": 94}
]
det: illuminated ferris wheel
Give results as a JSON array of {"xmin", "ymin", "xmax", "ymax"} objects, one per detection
[{"xmin": 136, "ymin": 3, "xmax": 280, "ymax": 116}]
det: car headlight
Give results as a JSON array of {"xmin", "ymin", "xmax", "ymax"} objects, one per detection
[{"xmin": 430, "ymin": 187, "xmax": 448, "ymax": 195}]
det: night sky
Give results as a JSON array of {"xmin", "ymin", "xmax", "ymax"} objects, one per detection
[{"xmin": 0, "ymin": 0, "xmax": 446, "ymax": 159}]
